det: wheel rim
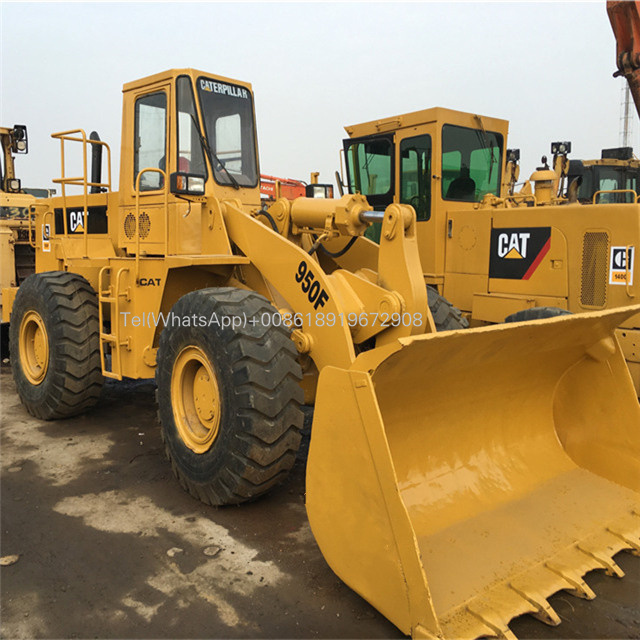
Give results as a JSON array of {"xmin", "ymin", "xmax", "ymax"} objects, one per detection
[
  {"xmin": 19, "ymin": 310, "xmax": 49, "ymax": 385},
  {"xmin": 171, "ymin": 345, "xmax": 222, "ymax": 453}
]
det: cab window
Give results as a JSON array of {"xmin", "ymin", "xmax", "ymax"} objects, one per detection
[
  {"xmin": 134, "ymin": 92, "xmax": 167, "ymax": 191},
  {"xmin": 345, "ymin": 137, "xmax": 392, "ymax": 196},
  {"xmin": 400, "ymin": 134, "xmax": 431, "ymax": 221},
  {"xmin": 442, "ymin": 124, "xmax": 502, "ymax": 202},
  {"xmin": 197, "ymin": 77, "xmax": 258, "ymax": 188},
  {"xmin": 177, "ymin": 77, "xmax": 207, "ymax": 177}
]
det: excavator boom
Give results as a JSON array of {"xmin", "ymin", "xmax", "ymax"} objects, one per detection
[{"xmin": 608, "ymin": 0, "xmax": 640, "ymax": 117}]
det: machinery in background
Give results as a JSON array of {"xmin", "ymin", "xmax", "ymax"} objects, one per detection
[
  {"xmin": 0, "ymin": 125, "xmax": 54, "ymax": 354},
  {"xmin": 260, "ymin": 172, "xmax": 333, "ymax": 205},
  {"xmin": 339, "ymin": 105, "xmax": 640, "ymax": 393},
  {"xmin": 568, "ymin": 146, "xmax": 640, "ymax": 204}
]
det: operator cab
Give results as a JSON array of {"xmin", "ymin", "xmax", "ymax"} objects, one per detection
[
  {"xmin": 567, "ymin": 147, "xmax": 640, "ymax": 204},
  {"xmin": 341, "ymin": 108, "xmax": 505, "ymax": 240},
  {"xmin": 133, "ymin": 72, "xmax": 259, "ymax": 197}
]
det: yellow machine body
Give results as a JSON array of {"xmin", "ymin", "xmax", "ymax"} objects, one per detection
[
  {"xmin": 4, "ymin": 71, "xmax": 640, "ymax": 639},
  {"xmin": 0, "ymin": 126, "xmax": 38, "ymax": 315},
  {"xmin": 343, "ymin": 108, "xmax": 640, "ymax": 393}
]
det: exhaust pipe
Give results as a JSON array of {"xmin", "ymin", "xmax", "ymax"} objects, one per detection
[{"xmin": 89, "ymin": 131, "xmax": 102, "ymax": 194}]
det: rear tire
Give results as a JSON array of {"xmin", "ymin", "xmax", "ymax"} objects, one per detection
[
  {"xmin": 505, "ymin": 307, "xmax": 572, "ymax": 323},
  {"xmin": 10, "ymin": 271, "xmax": 103, "ymax": 420},
  {"xmin": 155, "ymin": 287, "xmax": 304, "ymax": 506},
  {"xmin": 428, "ymin": 286, "xmax": 469, "ymax": 331}
]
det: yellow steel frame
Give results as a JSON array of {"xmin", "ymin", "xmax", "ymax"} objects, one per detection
[
  {"xmin": 50, "ymin": 129, "xmax": 111, "ymax": 257},
  {"xmin": 593, "ymin": 188, "xmax": 639, "ymax": 203},
  {"xmin": 98, "ymin": 265, "xmax": 131, "ymax": 380}
]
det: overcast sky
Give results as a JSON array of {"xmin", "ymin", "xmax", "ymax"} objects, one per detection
[{"xmin": 1, "ymin": 1, "xmax": 638, "ymax": 192}]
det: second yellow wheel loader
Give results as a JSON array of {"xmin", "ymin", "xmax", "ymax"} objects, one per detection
[
  {"xmin": 339, "ymin": 107, "xmax": 640, "ymax": 394},
  {"xmin": 3, "ymin": 69, "xmax": 640, "ymax": 639},
  {"xmin": 0, "ymin": 125, "xmax": 53, "ymax": 353}
]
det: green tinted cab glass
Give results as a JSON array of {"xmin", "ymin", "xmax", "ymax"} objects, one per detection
[
  {"xmin": 346, "ymin": 138, "xmax": 392, "ymax": 196},
  {"xmin": 399, "ymin": 134, "xmax": 431, "ymax": 221},
  {"xmin": 442, "ymin": 124, "xmax": 503, "ymax": 202},
  {"xmin": 587, "ymin": 166, "xmax": 639, "ymax": 203}
]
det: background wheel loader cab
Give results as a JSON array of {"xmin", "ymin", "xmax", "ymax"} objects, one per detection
[
  {"xmin": 0, "ymin": 124, "xmax": 55, "ymax": 355},
  {"xmin": 3, "ymin": 69, "xmax": 640, "ymax": 640},
  {"xmin": 342, "ymin": 107, "xmax": 640, "ymax": 394},
  {"xmin": 568, "ymin": 146, "xmax": 640, "ymax": 204}
]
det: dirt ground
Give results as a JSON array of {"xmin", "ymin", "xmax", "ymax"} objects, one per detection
[{"xmin": 1, "ymin": 364, "xmax": 639, "ymax": 639}]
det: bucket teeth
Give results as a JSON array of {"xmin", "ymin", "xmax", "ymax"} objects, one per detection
[
  {"xmin": 467, "ymin": 604, "xmax": 518, "ymax": 640},
  {"xmin": 577, "ymin": 544, "xmax": 625, "ymax": 577},
  {"xmin": 607, "ymin": 528, "xmax": 640, "ymax": 556},
  {"xmin": 544, "ymin": 563, "xmax": 596, "ymax": 600},
  {"xmin": 508, "ymin": 583, "xmax": 561, "ymax": 626}
]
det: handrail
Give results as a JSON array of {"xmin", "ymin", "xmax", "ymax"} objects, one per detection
[
  {"xmin": 28, "ymin": 209, "xmax": 36, "ymax": 248},
  {"xmin": 624, "ymin": 245, "xmax": 636, "ymax": 299},
  {"xmin": 133, "ymin": 167, "xmax": 168, "ymax": 283},
  {"xmin": 42, "ymin": 210, "xmax": 54, "ymax": 251},
  {"xmin": 592, "ymin": 188, "xmax": 638, "ymax": 204},
  {"xmin": 50, "ymin": 128, "xmax": 112, "ymax": 258}
]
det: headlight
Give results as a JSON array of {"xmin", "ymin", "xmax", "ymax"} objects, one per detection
[
  {"xmin": 11, "ymin": 125, "xmax": 28, "ymax": 154},
  {"xmin": 170, "ymin": 172, "xmax": 206, "ymax": 196},
  {"xmin": 305, "ymin": 184, "xmax": 334, "ymax": 199}
]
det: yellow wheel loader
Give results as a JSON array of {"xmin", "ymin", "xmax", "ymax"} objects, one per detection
[
  {"xmin": 3, "ymin": 69, "xmax": 640, "ymax": 639},
  {"xmin": 340, "ymin": 107, "xmax": 640, "ymax": 394},
  {"xmin": 0, "ymin": 124, "xmax": 55, "ymax": 355}
]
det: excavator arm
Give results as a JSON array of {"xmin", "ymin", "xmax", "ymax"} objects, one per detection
[{"xmin": 608, "ymin": 0, "xmax": 640, "ymax": 117}]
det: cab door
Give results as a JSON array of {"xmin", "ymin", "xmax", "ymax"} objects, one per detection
[{"xmin": 119, "ymin": 84, "xmax": 172, "ymax": 255}]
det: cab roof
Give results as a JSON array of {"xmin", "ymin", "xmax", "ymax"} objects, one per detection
[
  {"xmin": 344, "ymin": 107, "xmax": 509, "ymax": 139},
  {"xmin": 122, "ymin": 69, "xmax": 253, "ymax": 93}
]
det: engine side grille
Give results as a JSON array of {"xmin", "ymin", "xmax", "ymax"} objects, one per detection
[
  {"xmin": 580, "ymin": 231, "xmax": 609, "ymax": 308},
  {"xmin": 124, "ymin": 213, "xmax": 136, "ymax": 239}
]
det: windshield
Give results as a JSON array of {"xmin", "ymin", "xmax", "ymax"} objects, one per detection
[
  {"xmin": 587, "ymin": 166, "xmax": 640, "ymax": 203},
  {"xmin": 442, "ymin": 124, "xmax": 503, "ymax": 202},
  {"xmin": 197, "ymin": 77, "xmax": 258, "ymax": 188},
  {"xmin": 345, "ymin": 137, "xmax": 393, "ymax": 196}
]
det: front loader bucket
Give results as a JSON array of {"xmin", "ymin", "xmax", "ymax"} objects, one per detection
[{"xmin": 306, "ymin": 307, "xmax": 640, "ymax": 640}]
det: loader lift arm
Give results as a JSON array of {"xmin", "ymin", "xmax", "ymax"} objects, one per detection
[{"xmin": 608, "ymin": 0, "xmax": 640, "ymax": 118}]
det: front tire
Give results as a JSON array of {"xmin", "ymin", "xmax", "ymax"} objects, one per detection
[
  {"xmin": 155, "ymin": 288, "xmax": 304, "ymax": 506},
  {"xmin": 428, "ymin": 286, "xmax": 469, "ymax": 331},
  {"xmin": 9, "ymin": 271, "xmax": 103, "ymax": 419}
]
